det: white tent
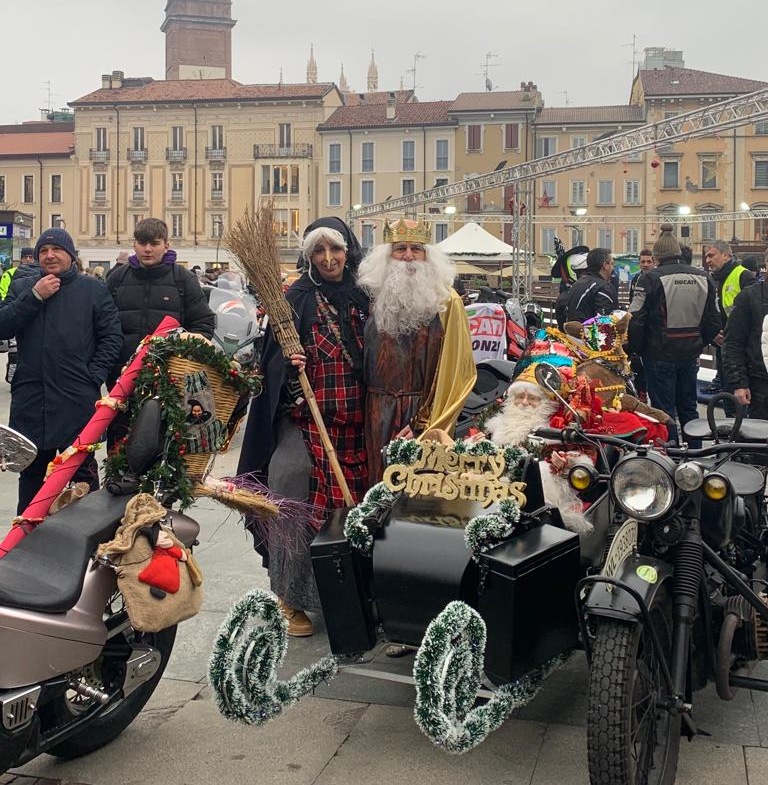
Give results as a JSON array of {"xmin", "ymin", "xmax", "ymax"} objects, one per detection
[{"xmin": 436, "ymin": 221, "xmax": 524, "ymax": 263}]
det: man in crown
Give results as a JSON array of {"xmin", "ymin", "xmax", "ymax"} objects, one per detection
[{"xmin": 357, "ymin": 218, "xmax": 476, "ymax": 481}]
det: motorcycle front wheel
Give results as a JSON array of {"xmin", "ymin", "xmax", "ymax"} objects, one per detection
[
  {"xmin": 586, "ymin": 587, "xmax": 680, "ymax": 785},
  {"xmin": 44, "ymin": 620, "xmax": 177, "ymax": 760}
]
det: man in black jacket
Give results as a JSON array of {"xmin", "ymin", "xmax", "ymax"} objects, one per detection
[
  {"xmin": 0, "ymin": 227, "xmax": 123, "ymax": 512},
  {"xmin": 628, "ymin": 224, "xmax": 721, "ymax": 443},
  {"xmin": 723, "ymin": 280, "xmax": 768, "ymax": 418},
  {"xmin": 562, "ymin": 247, "xmax": 618, "ymax": 324}
]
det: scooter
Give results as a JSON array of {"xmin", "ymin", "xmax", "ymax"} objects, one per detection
[{"xmin": 0, "ymin": 403, "xmax": 200, "ymax": 773}]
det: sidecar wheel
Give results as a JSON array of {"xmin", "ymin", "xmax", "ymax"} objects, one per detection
[{"xmin": 586, "ymin": 588, "xmax": 679, "ymax": 785}]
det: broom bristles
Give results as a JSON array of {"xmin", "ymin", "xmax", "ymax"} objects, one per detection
[{"xmin": 224, "ymin": 203, "xmax": 302, "ymax": 358}]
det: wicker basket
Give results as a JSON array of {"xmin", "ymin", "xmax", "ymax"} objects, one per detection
[{"xmin": 167, "ymin": 355, "xmax": 244, "ymax": 480}]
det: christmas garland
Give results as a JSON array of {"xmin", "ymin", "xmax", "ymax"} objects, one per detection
[
  {"xmin": 413, "ymin": 600, "xmax": 569, "ymax": 754},
  {"xmin": 344, "ymin": 437, "xmax": 528, "ymax": 556},
  {"xmin": 104, "ymin": 332, "xmax": 261, "ymax": 510},
  {"xmin": 208, "ymin": 588, "xmax": 338, "ymax": 725}
]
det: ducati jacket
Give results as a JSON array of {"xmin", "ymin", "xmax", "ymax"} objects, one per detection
[{"xmin": 628, "ymin": 262, "xmax": 721, "ymax": 362}]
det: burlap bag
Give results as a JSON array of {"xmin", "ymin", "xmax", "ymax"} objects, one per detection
[{"xmin": 97, "ymin": 493, "xmax": 203, "ymax": 633}]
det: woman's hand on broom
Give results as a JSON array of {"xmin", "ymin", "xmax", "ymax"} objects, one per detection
[{"xmin": 287, "ymin": 352, "xmax": 307, "ymax": 376}]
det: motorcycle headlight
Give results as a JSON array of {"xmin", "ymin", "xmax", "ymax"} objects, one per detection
[
  {"xmin": 674, "ymin": 461, "xmax": 704, "ymax": 492},
  {"xmin": 611, "ymin": 454, "xmax": 676, "ymax": 521}
]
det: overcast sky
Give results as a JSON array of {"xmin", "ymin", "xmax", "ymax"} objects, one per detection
[{"xmin": 4, "ymin": 1, "xmax": 766, "ymax": 125}]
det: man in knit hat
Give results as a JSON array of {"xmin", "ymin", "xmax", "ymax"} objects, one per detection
[
  {"xmin": 628, "ymin": 223, "xmax": 720, "ymax": 443},
  {"xmin": 0, "ymin": 227, "xmax": 123, "ymax": 512}
]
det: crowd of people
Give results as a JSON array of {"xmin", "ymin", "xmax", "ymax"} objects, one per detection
[{"xmin": 2, "ymin": 213, "xmax": 765, "ymax": 646}]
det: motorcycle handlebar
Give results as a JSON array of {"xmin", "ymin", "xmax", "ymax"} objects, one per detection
[{"xmin": 532, "ymin": 427, "xmax": 637, "ymax": 449}]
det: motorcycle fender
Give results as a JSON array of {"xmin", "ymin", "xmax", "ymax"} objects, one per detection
[{"xmin": 584, "ymin": 553, "xmax": 673, "ymax": 623}]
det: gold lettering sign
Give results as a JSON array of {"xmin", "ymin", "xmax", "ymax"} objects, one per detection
[{"xmin": 382, "ymin": 443, "xmax": 527, "ymax": 509}]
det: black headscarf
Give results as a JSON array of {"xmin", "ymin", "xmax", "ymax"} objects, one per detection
[{"xmin": 296, "ymin": 216, "xmax": 363, "ymax": 272}]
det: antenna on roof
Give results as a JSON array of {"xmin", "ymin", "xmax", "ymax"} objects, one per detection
[
  {"xmin": 405, "ymin": 52, "xmax": 425, "ymax": 92},
  {"xmin": 622, "ymin": 33, "xmax": 640, "ymax": 79},
  {"xmin": 476, "ymin": 52, "xmax": 499, "ymax": 92},
  {"xmin": 40, "ymin": 80, "xmax": 60, "ymax": 120},
  {"xmin": 560, "ymin": 91, "xmax": 571, "ymax": 107}
]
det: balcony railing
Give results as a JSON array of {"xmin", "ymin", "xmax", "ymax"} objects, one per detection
[
  {"xmin": 132, "ymin": 190, "xmax": 145, "ymax": 202},
  {"xmin": 170, "ymin": 190, "xmax": 184, "ymax": 202},
  {"xmin": 205, "ymin": 147, "xmax": 227, "ymax": 161},
  {"xmin": 127, "ymin": 148, "xmax": 148, "ymax": 163},
  {"xmin": 89, "ymin": 149, "xmax": 110, "ymax": 162},
  {"xmin": 210, "ymin": 189, "xmax": 224, "ymax": 201},
  {"xmin": 253, "ymin": 143, "xmax": 313, "ymax": 159},
  {"xmin": 166, "ymin": 147, "xmax": 187, "ymax": 163}
]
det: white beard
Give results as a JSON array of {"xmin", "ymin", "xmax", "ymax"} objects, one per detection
[
  {"xmin": 486, "ymin": 396, "xmax": 556, "ymax": 446},
  {"xmin": 357, "ymin": 244, "xmax": 455, "ymax": 338}
]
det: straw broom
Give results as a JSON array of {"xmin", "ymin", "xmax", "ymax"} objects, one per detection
[{"xmin": 224, "ymin": 204, "xmax": 355, "ymax": 506}]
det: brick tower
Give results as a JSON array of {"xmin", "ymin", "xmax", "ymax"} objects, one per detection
[{"xmin": 162, "ymin": 0, "xmax": 237, "ymax": 80}]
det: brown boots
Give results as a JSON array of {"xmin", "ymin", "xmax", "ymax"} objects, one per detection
[{"xmin": 277, "ymin": 599, "xmax": 314, "ymax": 637}]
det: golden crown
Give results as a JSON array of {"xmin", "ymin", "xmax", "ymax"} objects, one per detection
[{"xmin": 383, "ymin": 218, "xmax": 432, "ymax": 245}]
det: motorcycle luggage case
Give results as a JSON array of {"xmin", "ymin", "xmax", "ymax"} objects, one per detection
[
  {"xmin": 311, "ymin": 508, "xmax": 377, "ymax": 656},
  {"xmin": 478, "ymin": 524, "xmax": 580, "ymax": 685}
]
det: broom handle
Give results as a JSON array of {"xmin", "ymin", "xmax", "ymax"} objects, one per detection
[{"xmin": 297, "ymin": 369, "xmax": 355, "ymax": 506}]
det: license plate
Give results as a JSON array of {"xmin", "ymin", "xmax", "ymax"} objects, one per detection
[{"xmin": 601, "ymin": 518, "xmax": 638, "ymax": 577}]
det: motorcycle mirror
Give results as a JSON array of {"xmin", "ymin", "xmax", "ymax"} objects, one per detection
[
  {"xmin": 533, "ymin": 363, "xmax": 584, "ymax": 424},
  {"xmin": 0, "ymin": 424, "xmax": 37, "ymax": 473},
  {"xmin": 125, "ymin": 398, "xmax": 164, "ymax": 477}
]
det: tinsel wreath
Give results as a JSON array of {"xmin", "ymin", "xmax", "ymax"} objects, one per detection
[
  {"xmin": 209, "ymin": 588, "xmax": 338, "ymax": 725},
  {"xmin": 343, "ymin": 438, "xmax": 529, "ymax": 555},
  {"xmin": 413, "ymin": 601, "xmax": 569, "ymax": 754},
  {"xmin": 104, "ymin": 332, "xmax": 261, "ymax": 510}
]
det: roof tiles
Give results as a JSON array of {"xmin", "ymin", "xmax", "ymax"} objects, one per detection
[
  {"xmin": 318, "ymin": 101, "xmax": 455, "ymax": 130},
  {"xmin": 639, "ymin": 67, "xmax": 767, "ymax": 97},
  {"xmin": 538, "ymin": 105, "xmax": 645, "ymax": 125}
]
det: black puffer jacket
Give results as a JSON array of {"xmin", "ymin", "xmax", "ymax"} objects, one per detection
[
  {"xmin": 723, "ymin": 281, "xmax": 768, "ymax": 390},
  {"xmin": 106, "ymin": 262, "xmax": 215, "ymax": 380},
  {"xmin": 563, "ymin": 272, "xmax": 618, "ymax": 323},
  {"xmin": 0, "ymin": 265, "xmax": 123, "ymax": 449}
]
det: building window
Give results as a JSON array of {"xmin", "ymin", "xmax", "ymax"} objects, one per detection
[
  {"xmin": 537, "ymin": 136, "xmax": 557, "ymax": 157},
  {"xmin": 211, "ymin": 172, "xmax": 223, "ymax": 199},
  {"xmin": 435, "ymin": 139, "xmax": 449, "ymax": 170},
  {"xmin": 504, "ymin": 124, "xmax": 519, "ymax": 150},
  {"xmin": 95, "ymin": 173, "xmax": 106, "ymax": 194},
  {"xmin": 361, "ymin": 224, "xmax": 374, "ymax": 250},
  {"xmin": 133, "ymin": 173, "xmax": 144, "ymax": 199},
  {"xmin": 755, "ymin": 121, "xmax": 768, "ymax": 136},
  {"xmin": 701, "ymin": 159, "xmax": 718, "ymax": 189},
  {"xmin": 598, "ymin": 228, "xmax": 612, "ymax": 248},
  {"xmin": 467, "ymin": 125, "xmax": 482, "ymax": 152},
  {"xmin": 624, "ymin": 180, "xmax": 640, "ymax": 205},
  {"xmin": 273, "ymin": 209, "xmax": 299, "ymax": 239},
  {"xmin": 662, "ymin": 161, "xmax": 679, "ymax": 189},
  {"xmin": 133, "ymin": 214, "xmax": 145, "ymax": 229},
  {"xmin": 329, "ymin": 143, "xmax": 341, "ymax": 174},
  {"xmin": 361, "ymin": 142, "xmax": 374, "ymax": 173},
  {"xmin": 402, "ymin": 140, "xmax": 415, "ymax": 171},
  {"xmin": 597, "ymin": 180, "xmax": 614, "ymax": 205},
  {"xmin": 211, "ymin": 215, "xmax": 224, "ymax": 238},
  {"xmin": 570, "ymin": 180, "xmax": 586, "ymax": 205},
  {"xmin": 539, "ymin": 180, "xmax": 556, "ymax": 206},
  {"xmin": 172, "ymin": 172, "xmax": 183, "ymax": 197},
  {"xmin": 50, "ymin": 174, "xmax": 62, "ymax": 203},
  {"xmin": 171, "ymin": 214, "xmax": 183, "ymax": 239},
  {"xmin": 467, "ymin": 192, "xmax": 481, "ymax": 213},
  {"xmin": 0, "ymin": 176, "xmax": 5, "ymax": 203},
  {"xmin": 435, "ymin": 223, "xmax": 448, "ymax": 243},
  {"xmin": 211, "ymin": 125, "xmax": 224, "ymax": 150},
  {"xmin": 23, "ymin": 175, "xmax": 34, "ymax": 203},
  {"xmin": 95, "ymin": 214, "xmax": 106, "ymax": 237},
  {"xmin": 541, "ymin": 228, "xmax": 555, "ymax": 254},
  {"xmin": 569, "ymin": 227, "xmax": 582, "ymax": 247},
  {"xmin": 571, "ymin": 136, "xmax": 587, "ymax": 148},
  {"xmin": 261, "ymin": 165, "xmax": 270, "ymax": 195},
  {"xmin": 625, "ymin": 228, "xmax": 640, "ymax": 254},
  {"xmin": 50, "ymin": 213, "xmax": 62, "ymax": 229},
  {"xmin": 402, "ymin": 179, "xmax": 415, "ymax": 196},
  {"xmin": 328, "ymin": 181, "xmax": 341, "ymax": 207},
  {"xmin": 361, "ymin": 180, "xmax": 374, "ymax": 205},
  {"xmin": 278, "ymin": 123, "xmax": 291, "ymax": 149},
  {"xmin": 755, "ymin": 160, "xmax": 768, "ymax": 188},
  {"xmin": 95, "ymin": 127, "xmax": 108, "ymax": 152},
  {"xmin": 701, "ymin": 214, "xmax": 717, "ymax": 242},
  {"xmin": 132, "ymin": 126, "xmax": 144, "ymax": 151},
  {"xmin": 171, "ymin": 126, "xmax": 184, "ymax": 150}
]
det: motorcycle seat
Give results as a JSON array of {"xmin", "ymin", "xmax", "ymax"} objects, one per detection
[
  {"xmin": 682, "ymin": 418, "xmax": 768, "ymax": 442},
  {"xmin": 0, "ymin": 490, "xmax": 129, "ymax": 614}
]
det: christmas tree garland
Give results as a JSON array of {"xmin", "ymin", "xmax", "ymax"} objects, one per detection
[
  {"xmin": 104, "ymin": 333, "xmax": 261, "ymax": 509},
  {"xmin": 413, "ymin": 601, "xmax": 569, "ymax": 754},
  {"xmin": 208, "ymin": 588, "xmax": 338, "ymax": 725}
]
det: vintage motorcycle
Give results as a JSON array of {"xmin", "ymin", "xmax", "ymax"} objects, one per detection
[
  {"xmin": 0, "ymin": 403, "xmax": 200, "ymax": 773},
  {"xmin": 540, "ymin": 390, "xmax": 768, "ymax": 785}
]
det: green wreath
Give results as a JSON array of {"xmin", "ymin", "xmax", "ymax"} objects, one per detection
[
  {"xmin": 413, "ymin": 600, "xmax": 568, "ymax": 753},
  {"xmin": 104, "ymin": 332, "xmax": 261, "ymax": 510},
  {"xmin": 208, "ymin": 588, "xmax": 338, "ymax": 725}
]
